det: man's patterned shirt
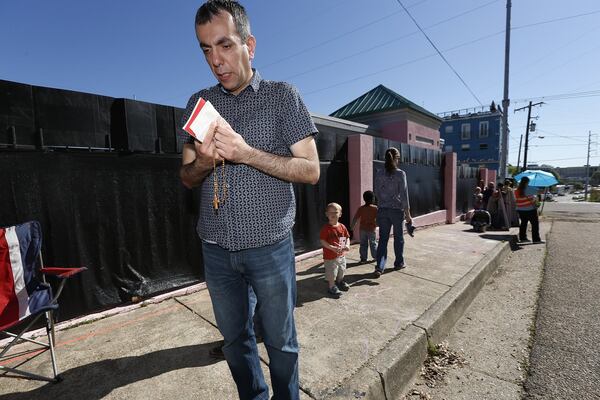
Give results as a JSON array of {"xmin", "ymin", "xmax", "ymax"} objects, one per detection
[{"xmin": 178, "ymin": 70, "xmax": 318, "ymax": 251}]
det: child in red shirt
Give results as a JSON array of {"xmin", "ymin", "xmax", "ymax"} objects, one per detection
[{"xmin": 320, "ymin": 203, "xmax": 350, "ymax": 297}]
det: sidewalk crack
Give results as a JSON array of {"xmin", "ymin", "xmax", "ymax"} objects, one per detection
[
  {"xmin": 467, "ymin": 365, "xmax": 524, "ymax": 387},
  {"xmin": 401, "ymin": 271, "xmax": 452, "ymax": 287},
  {"xmin": 378, "ymin": 371, "xmax": 390, "ymax": 400},
  {"xmin": 174, "ymin": 298, "xmax": 219, "ymax": 330}
]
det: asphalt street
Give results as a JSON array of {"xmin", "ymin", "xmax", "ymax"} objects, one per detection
[
  {"xmin": 404, "ymin": 198, "xmax": 600, "ymax": 400},
  {"xmin": 405, "ymin": 221, "xmax": 546, "ymax": 399},
  {"xmin": 524, "ymin": 200, "xmax": 600, "ymax": 399}
]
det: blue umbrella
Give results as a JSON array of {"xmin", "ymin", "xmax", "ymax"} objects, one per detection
[{"xmin": 514, "ymin": 170, "xmax": 558, "ymax": 187}]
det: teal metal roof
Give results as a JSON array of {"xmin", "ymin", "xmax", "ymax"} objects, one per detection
[{"xmin": 330, "ymin": 84, "xmax": 441, "ymax": 121}]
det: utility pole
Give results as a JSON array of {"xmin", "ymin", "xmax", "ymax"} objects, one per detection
[
  {"xmin": 584, "ymin": 130, "xmax": 591, "ymax": 201},
  {"xmin": 522, "ymin": 101, "xmax": 533, "ymax": 170},
  {"xmin": 499, "ymin": 0, "xmax": 512, "ymax": 180},
  {"xmin": 514, "ymin": 101, "xmax": 544, "ymax": 170},
  {"xmin": 516, "ymin": 134, "xmax": 523, "ymax": 173}
]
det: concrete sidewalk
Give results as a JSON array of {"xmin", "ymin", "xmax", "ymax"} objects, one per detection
[{"xmin": 0, "ymin": 222, "xmax": 515, "ymax": 400}]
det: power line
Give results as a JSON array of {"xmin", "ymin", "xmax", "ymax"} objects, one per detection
[
  {"xmin": 517, "ymin": 120, "xmax": 600, "ymax": 128},
  {"xmin": 256, "ymin": 0, "xmax": 435, "ymax": 71},
  {"xmin": 303, "ymin": 29, "xmax": 504, "ymax": 96},
  {"xmin": 301, "ymin": 7, "xmax": 600, "ymax": 102},
  {"xmin": 533, "ymin": 156, "xmax": 599, "ymax": 162},
  {"xmin": 284, "ymin": 0, "xmax": 500, "ymax": 81},
  {"xmin": 513, "ymin": 25, "xmax": 600, "ymax": 80},
  {"xmin": 158, "ymin": 6, "xmax": 600, "ymax": 105},
  {"xmin": 303, "ymin": 52, "xmax": 437, "ymax": 96},
  {"xmin": 512, "ymin": 9, "xmax": 600, "ymax": 31},
  {"xmin": 516, "ymin": 41, "xmax": 600, "ymax": 88},
  {"xmin": 529, "ymin": 144, "xmax": 587, "ymax": 147},
  {"xmin": 536, "ymin": 129, "xmax": 589, "ymax": 144},
  {"xmin": 394, "ymin": 0, "xmax": 483, "ymax": 106},
  {"xmin": 257, "ymin": 11, "xmax": 405, "ymax": 70},
  {"xmin": 513, "ymin": 89, "xmax": 600, "ymax": 103}
]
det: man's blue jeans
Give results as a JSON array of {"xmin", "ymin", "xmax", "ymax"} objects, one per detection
[
  {"xmin": 202, "ymin": 234, "xmax": 299, "ymax": 400},
  {"xmin": 375, "ymin": 207, "xmax": 405, "ymax": 272},
  {"xmin": 359, "ymin": 230, "xmax": 377, "ymax": 261}
]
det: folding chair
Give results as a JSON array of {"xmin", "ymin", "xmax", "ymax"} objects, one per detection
[{"xmin": 0, "ymin": 220, "xmax": 86, "ymax": 382}]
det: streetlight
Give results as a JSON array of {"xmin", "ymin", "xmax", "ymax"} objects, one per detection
[
  {"xmin": 515, "ymin": 101, "xmax": 544, "ymax": 171},
  {"xmin": 524, "ymin": 135, "xmax": 545, "ymax": 169}
]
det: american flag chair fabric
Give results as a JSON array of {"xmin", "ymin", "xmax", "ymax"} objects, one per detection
[{"xmin": 0, "ymin": 220, "xmax": 86, "ymax": 382}]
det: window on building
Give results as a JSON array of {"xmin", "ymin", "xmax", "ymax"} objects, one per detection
[
  {"xmin": 479, "ymin": 143, "xmax": 488, "ymax": 150},
  {"xmin": 416, "ymin": 136, "xmax": 434, "ymax": 145},
  {"xmin": 445, "ymin": 145, "xmax": 453, "ymax": 152},
  {"xmin": 479, "ymin": 121, "xmax": 489, "ymax": 138},
  {"xmin": 445, "ymin": 126, "xmax": 454, "ymax": 134},
  {"xmin": 461, "ymin": 124, "xmax": 471, "ymax": 140},
  {"xmin": 461, "ymin": 144, "xmax": 470, "ymax": 151}
]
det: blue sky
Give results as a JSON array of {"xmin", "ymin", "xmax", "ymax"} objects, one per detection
[{"xmin": 2, "ymin": 0, "xmax": 599, "ymax": 167}]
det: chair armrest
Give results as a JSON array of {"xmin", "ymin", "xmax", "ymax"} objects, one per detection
[{"xmin": 40, "ymin": 267, "xmax": 87, "ymax": 279}]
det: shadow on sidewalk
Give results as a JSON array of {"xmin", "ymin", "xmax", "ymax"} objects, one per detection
[
  {"xmin": 0, "ymin": 341, "xmax": 223, "ymax": 400},
  {"xmin": 479, "ymin": 234, "xmax": 520, "ymax": 251},
  {"xmin": 295, "ymin": 261, "xmax": 381, "ymax": 307}
]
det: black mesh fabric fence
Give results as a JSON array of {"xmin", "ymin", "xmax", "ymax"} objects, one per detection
[
  {"xmin": 0, "ymin": 80, "xmax": 353, "ymax": 318},
  {"xmin": 293, "ymin": 161, "xmax": 348, "ymax": 254},
  {"xmin": 372, "ymin": 138, "xmax": 443, "ymax": 216},
  {"xmin": 456, "ymin": 165, "xmax": 480, "ymax": 214},
  {"xmin": 294, "ymin": 121, "xmax": 350, "ymax": 254},
  {"xmin": 0, "ymin": 152, "xmax": 202, "ymax": 320},
  {"xmin": 0, "ymin": 96, "xmax": 352, "ymax": 319},
  {"xmin": 1, "ymin": 79, "xmax": 179, "ymax": 153},
  {"xmin": 0, "ymin": 150, "xmax": 348, "ymax": 319}
]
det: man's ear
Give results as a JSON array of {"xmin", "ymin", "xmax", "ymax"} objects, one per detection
[{"xmin": 246, "ymin": 35, "xmax": 256, "ymax": 60}]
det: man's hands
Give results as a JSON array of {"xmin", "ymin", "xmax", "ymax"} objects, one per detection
[
  {"xmin": 212, "ymin": 119, "xmax": 253, "ymax": 163},
  {"xmin": 182, "ymin": 117, "xmax": 320, "ymax": 187},
  {"xmin": 195, "ymin": 121, "xmax": 223, "ymax": 163},
  {"xmin": 180, "ymin": 121, "xmax": 222, "ymax": 189}
]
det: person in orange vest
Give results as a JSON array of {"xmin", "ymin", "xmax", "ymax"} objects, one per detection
[{"xmin": 515, "ymin": 176, "xmax": 543, "ymax": 243}]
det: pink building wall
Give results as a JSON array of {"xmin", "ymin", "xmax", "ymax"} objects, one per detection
[
  {"xmin": 406, "ymin": 120, "xmax": 441, "ymax": 149},
  {"xmin": 444, "ymin": 152, "xmax": 457, "ymax": 223},
  {"xmin": 380, "ymin": 121, "xmax": 408, "ymax": 143},
  {"xmin": 348, "ymin": 135, "xmax": 374, "ymax": 240},
  {"xmin": 479, "ymin": 167, "xmax": 497, "ymax": 186},
  {"xmin": 378, "ymin": 120, "xmax": 440, "ymax": 150}
]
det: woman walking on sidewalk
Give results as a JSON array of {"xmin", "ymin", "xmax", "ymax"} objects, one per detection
[{"xmin": 373, "ymin": 147, "xmax": 413, "ymax": 277}]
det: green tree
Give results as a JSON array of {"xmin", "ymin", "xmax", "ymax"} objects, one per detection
[
  {"xmin": 507, "ymin": 164, "xmax": 519, "ymax": 177},
  {"xmin": 591, "ymin": 171, "xmax": 600, "ymax": 186},
  {"xmin": 572, "ymin": 182, "xmax": 584, "ymax": 191}
]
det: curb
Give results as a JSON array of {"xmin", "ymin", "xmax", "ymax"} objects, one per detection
[{"xmin": 324, "ymin": 239, "xmax": 512, "ymax": 400}]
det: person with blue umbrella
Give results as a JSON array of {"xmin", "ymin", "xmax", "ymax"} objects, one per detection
[
  {"xmin": 514, "ymin": 176, "xmax": 543, "ymax": 243},
  {"xmin": 514, "ymin": 170, "xmax": 559, "ymax": 187}
]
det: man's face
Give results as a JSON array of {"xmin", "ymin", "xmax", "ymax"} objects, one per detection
[{"xmin": 196, "ymin": 11, "xmax": 256, "ymax": 96}]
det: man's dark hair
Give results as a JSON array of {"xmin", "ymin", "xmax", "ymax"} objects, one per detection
[
  {"xmin": 195, "ymin": 0, "xmax": 251, "ymax": 42},
  {"xmin": 363, "ymin": 190, "xmax": 375, "ymax": 205}
]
